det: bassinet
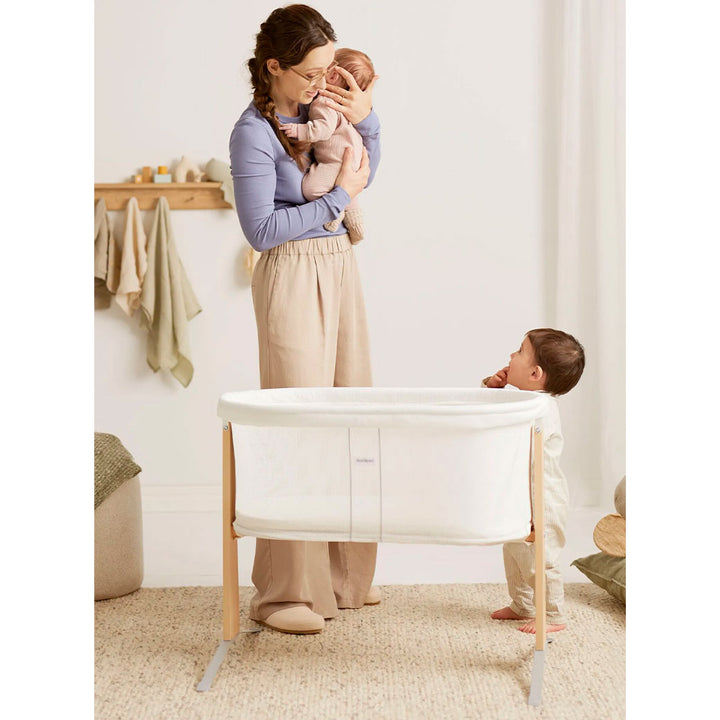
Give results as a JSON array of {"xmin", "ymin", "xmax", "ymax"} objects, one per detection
[{"xmin": 200, "ymin": 387, "xmax": 550, "ymax": 705}]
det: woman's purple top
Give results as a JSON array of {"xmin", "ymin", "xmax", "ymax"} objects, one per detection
[{"xmin": 229, "ymin": 101, "xmax": 381, "ymax": 251}]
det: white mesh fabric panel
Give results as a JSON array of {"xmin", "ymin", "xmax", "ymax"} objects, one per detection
[{"xmin": 224, "ymin": 388, "xmax": 545, "ymax": 544}]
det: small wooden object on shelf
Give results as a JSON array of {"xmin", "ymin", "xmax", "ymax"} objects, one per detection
[{"xmin": 94, "ymin": 182, "xmax": 233, "ymax": 210}]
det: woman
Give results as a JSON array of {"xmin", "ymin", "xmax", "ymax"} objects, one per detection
[{"xmin": 229, "ymin": 4, "xmax": 381, "ymax": 635}]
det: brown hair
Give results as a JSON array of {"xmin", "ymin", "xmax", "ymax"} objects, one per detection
[
  {"xmin": 247, "ymin": 4, "xmax": 336, "ymax": 169},
  {"xmin": 526, "ymin": 328, "xmax": 586, "ymax": 396},
  {"xmin": 333, "ymin": 48, "xmax": 375, "ymax": 91}
]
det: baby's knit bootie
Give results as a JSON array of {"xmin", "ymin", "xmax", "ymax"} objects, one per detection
[
  {"xmin": 344, "ymin": 207, "xmax": 365, "ymax": 244},
  {"xmin": 324, "ymin": 210, "xmax": 345, "ymax": 233}
]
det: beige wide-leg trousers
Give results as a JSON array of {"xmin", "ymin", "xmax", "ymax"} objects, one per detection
[{"xmin": 249, "ymin": 233, "xmax": 377, "ymax": 621}]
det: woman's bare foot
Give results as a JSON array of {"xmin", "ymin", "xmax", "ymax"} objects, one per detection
[
  {"xmin": 491, "ymin": 606, "xmax": 532, "ymax": 620},
  {"xmin": 518, "ymin": 619, "xmax": 566, "ymax": 634}
]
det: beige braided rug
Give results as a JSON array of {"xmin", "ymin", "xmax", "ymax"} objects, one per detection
[{"xmin": 95, "ymin": 583, "xmax": 624, "ymax": 719}]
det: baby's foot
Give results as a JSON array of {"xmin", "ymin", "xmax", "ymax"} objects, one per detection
[
  {"xmin": 491, "ymin": 606, "xmax": 532, "ymax": 620},
  {"xmin": 344, "ymin": 208, "xmax": 364, "ymax": 244},
  {"xmin": 324, "ymin": 210, "xmax": 345, "ymax": 233},
  {"xmin": 518, "ymin": 619, "xmax": 566, "ymax": 634}
]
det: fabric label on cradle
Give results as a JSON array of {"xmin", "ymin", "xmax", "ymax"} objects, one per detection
[{"xmin": 348, "ymin": 427, "xmax": 382, "ymax": 540}]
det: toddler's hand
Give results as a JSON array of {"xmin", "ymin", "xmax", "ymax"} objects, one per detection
[
  {"xmin": 279, "ymin": 122, "xmax": 298, "ymax": 139},
  {"xmin": 486, "ymin": 366, "xmax": 509, "ymax": 388}
]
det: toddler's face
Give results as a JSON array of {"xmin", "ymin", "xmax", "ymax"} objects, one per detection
[{"xmin": 506, "ymin": 336, "xmax": 538, "ymax": 390}]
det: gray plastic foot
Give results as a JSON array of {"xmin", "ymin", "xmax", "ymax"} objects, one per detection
[
  {"xmin": 196, "ymin": 629, "xmax": 262, "ymax": 692},
  {"xmin": 528, "ymin": 649, "xmax": 545, "ymax": 705}
]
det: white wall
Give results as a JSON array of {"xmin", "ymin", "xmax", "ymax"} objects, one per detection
[{"xmin": 95, "ymin": 0, "xmax": 612, "ymax": 586}]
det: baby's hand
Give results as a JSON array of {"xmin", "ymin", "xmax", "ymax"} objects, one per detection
[
  {"xmin": 279, "ymin": 122, "xmax": 299, "ymax": 139},
  {"xmin": 486, "ymin": 366, "xmax": 509, "ymax": 388}
]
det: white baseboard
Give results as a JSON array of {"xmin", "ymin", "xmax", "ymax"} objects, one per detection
[{"xmin": 140, "ymin": 485, "xmax": 607, "ymax": 588}]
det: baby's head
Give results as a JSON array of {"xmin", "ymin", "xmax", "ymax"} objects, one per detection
[
  {"xmin": 328, "ymin": 48, "xmax": 375, "ymax": 90},
  {"xmin": 508, "ymin": 328, "xmax": 585, "ymax": 396}
]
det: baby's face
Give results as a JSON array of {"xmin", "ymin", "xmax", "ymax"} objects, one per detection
[{"xmin": 506, "ymin": 336, "xmax": 539, "ymax": 390}]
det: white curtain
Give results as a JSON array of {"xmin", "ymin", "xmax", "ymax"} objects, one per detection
[{"xmin": 542, "ymin": 0, "xmax": 625, "ymax": 506}]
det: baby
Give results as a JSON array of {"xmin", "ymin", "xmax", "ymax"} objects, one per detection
[
  {"xmin": 483, "ymin": 328, "xmax": 585, "ymax": 634},
  {"xmin": 279, "ymin": 48, "xmax": 375, "ymax": 244}
]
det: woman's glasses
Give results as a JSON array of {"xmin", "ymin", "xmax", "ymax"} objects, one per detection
[{"xmin": 289, "ymin": 61, "xmax": 338, "ymax": 88}]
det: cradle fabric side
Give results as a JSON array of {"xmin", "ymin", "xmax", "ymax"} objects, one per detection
[{"xmin": 229, "ymin": 421, "xmax": 536, "ymax": 545}]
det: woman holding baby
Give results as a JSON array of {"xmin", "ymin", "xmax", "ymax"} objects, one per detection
[{"xmin": 229, "ymin": 4, "xmax": 381, "ymax": 634}]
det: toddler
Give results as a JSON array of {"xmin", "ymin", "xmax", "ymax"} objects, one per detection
[
  {"xmin": 483, "ymin": 328, "xmax": 585, "ymax": 634},
  {"xmin": 279, "ymin": 48, "xmax": 375, "ymax": 244}
]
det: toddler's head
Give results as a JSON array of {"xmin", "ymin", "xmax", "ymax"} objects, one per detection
[
  {"xmin": 328, "ymin": 48, "xmax": 375, "ymax": 90},
  {"xmin": 508, "ymin": 328, "xmax": 585, "ymax": 396}
]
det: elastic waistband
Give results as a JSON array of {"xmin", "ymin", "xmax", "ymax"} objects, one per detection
[{"xmin": 265, "ymin": 233, "xmax": 351, "ymax": 256}]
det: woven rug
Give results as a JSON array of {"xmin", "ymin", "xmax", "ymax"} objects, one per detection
[{"xmin": 95, "ymin": 583, "xmax": 625, "ymax": 719}]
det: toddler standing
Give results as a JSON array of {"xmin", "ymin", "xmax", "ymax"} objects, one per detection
[
  {"xmin": 483, "ymin": 328, "xmax": 585, "ymax": 633},
  {"xmin": 279, "ymin": 48, "xmax": 376, "ymax": 244}
]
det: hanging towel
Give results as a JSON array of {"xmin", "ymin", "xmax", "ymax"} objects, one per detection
[
  {"xmin": 94, "ymin": 198, "xmax": 120, "ymax": 309},
  {"xmin": 140, "ymin": 196, "xmax": 202, "ymax": 387},
  {"xmin": 113, "ymin": 197, "xmax": 148, "ymax": 316}
]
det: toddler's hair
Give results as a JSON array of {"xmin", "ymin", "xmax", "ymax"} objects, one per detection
[
  {"xmin": 526, "ymin": 328, "xmax": 585, "ymax": 396},
  {"xmin": 334, "ymin": 48, "xmax": 375, "ymax": 91}
]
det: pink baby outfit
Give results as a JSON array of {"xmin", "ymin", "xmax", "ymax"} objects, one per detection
[
  {"xmin": 294, "ymin": 97, "xmax": 363, "ymax": 203},
  {"xmin": 285, "ymin": 97, "xmax": 365, "ymax": 244}
]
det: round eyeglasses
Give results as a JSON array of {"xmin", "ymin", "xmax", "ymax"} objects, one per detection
[{"xmin": 289, "ymin": 61, "xmax": 338, "ymax": 88}]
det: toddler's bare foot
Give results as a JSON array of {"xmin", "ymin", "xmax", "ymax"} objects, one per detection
[
  {"xmin": 491, "ymin": 606, "xmax": 532, "ymax": 621},
  {"xmin": 518, "ymin": 619, "xmax": 566, "ymax": 634}
]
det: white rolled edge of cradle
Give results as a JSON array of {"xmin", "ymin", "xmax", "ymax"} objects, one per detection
[{"xmin": 217, "ymin": 387, "xmax": 550, "ymax": 427}]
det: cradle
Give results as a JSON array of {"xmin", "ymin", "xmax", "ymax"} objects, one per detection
[{"xmin": 201, "ymin": 387, "xmax": 550, "ymax": 705}]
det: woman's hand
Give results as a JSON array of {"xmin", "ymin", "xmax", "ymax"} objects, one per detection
[
  {"xmin": 320, "ymin": 66, "xmax": 379, "ymax": 124},
  {"xmin": 485, "ymin": 367, "xmax": 510, "ymax": 389},
  {"xmin": 334, "ymin": 147, "xmax": 370, "ymax": 199}
]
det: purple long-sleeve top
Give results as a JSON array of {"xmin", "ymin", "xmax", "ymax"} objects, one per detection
[{"xmin": 229, "ymin": 101, "xmax": 381, "ymax": 252}]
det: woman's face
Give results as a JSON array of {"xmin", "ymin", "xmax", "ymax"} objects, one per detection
[{"xmin": 269, "ymin": 42, "xmax": 336, "ymax": 105}]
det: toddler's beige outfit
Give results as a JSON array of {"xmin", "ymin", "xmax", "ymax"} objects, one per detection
[
  {"xmin": 286, "ymin": 97, "xmax": 365, "ymax": 244},
  {"xmin": 483, "ymin": 381, "xmax": 568, "ymax": 624},
  {"xmin": 249, "ymin": 233, "xmax": 376, "ymax": 622}
]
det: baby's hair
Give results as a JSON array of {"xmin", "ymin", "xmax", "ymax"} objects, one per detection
[
  {"xmin": 333, "ymin": 48, "xmax": 375, "ymax": 91},
  {"xmin": 526, "ymin": 328, "xmax": 585, "ymax": 396}
]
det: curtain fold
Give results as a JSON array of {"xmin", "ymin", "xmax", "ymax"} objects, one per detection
[{"xmin": 543, "ymin": 0, "xmax": 625, "ymax": 505}]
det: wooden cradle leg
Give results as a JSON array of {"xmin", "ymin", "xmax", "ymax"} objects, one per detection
[
  {"xmin": 528, "ymin": 425, "xmax": 546, "ymax": 706},
  {"xmin": 196, "ymin": 423, "xmax": 242, "ymax": 692},
  {"xmin": 222, "ymin": 422, "xmax": 240, "ymax": 641}
]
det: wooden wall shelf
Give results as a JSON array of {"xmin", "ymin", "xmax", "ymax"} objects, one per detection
[{"xmin": 94, "ymin": 182, "xmax": 233, "ymax": 210}]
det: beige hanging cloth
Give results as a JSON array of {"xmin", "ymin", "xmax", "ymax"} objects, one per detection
[
  {"xmin": 94, "ymin": 198, "xmax": 120, "ymax": 309},
  {"xmin": 140, "ymin": 197, "xmax": 202, "ymax": 387},
  {"xmin": 114, "ymin": 197, "xmax": 148, "ymax": 316}
]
